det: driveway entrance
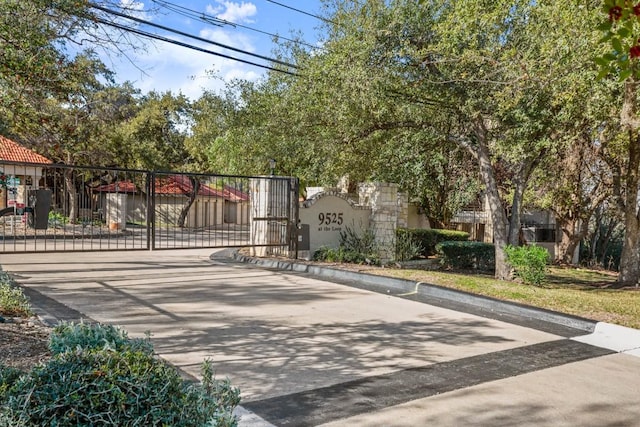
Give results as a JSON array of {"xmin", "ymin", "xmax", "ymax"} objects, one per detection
[{"xmin": 2, "ymin": 250, "xmax": 640, "ymax": 426}]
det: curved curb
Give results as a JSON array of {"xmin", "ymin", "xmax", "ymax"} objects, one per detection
[{"xmin": 230, "ymin": 252, "xmax": 598, "ymax": 335}]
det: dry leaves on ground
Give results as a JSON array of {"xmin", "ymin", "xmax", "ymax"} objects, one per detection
[{"xmin": 0, "ymin": 317, "xmax": 51, "ymax": 372}]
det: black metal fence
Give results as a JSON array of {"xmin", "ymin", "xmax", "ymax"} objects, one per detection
[{"xmin": 0, "ymin": 162, "xmax": 299, "ymax": 254}]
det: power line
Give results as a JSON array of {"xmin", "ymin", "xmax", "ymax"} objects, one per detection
[
  {"xmin": 93, "ymin": 17, "xmax": 297, "ymax": 76},
  {"xmin": 151, "ymin": 0, "xmax": 320, "ymax": 51},
  {"xmin": 265, "ymin": 0, "xmax": 335, "ymax": 25},
  {"xmin": 90, "ymin": 4, "xmax": 297, "ymax": 70},
  {"xmin": 151, "ymin": 0, "xmax": 227, "ymax": 27}
]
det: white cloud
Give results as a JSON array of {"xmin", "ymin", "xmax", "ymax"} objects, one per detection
[
  {"xmin": 119, "ymin": 0, "xmax": 144, "ymax": 11},
  {"xmin": 112, "ymin": 34, "xmax": 262, "ymax": 100},
  {"xmin": 119, "ymin": 0, "xmax": 149, "ymax": 20},
  {"xmin": 206, "ymin": 1, "xmax": 257, "ymax": 24},
  {"xmin": 100, "ymin": 0, "xmax": 266, "ymax": 100},
  {"xmin": 199, "ymin": 27, "xmax": 255, "ymax": 53},
  {"xmin": 223, "ymin": 68, "xmax": 260, "ymax": 82}
]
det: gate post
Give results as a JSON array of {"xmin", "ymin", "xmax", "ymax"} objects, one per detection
[
  {"xmin": 249, "ymin": 177, "xmax": 295, "ymax": 257},
  {"xmin": 289, "ymin": 178, "xmax": 300, "ymax": 259},
  {"xmin": 147, "ymin": 172, "xmax": 156, "ymax": 250}
]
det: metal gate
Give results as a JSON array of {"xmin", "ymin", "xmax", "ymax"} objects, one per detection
[{"xmin": 0, "ymin": 162, "xmax": 299, "ymax": 255}]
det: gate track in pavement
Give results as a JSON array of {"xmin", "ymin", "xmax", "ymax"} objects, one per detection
[{"xmin": 4, "ymin": 249, "xmax": 640, "ymax": 427}]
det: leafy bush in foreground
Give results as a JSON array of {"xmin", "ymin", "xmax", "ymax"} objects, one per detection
[
  {"xmin": 0, "ymin": 364, "xmax": 22, "ymax": 402},
  {"xmin": 1, "ymin": 322, "xmax": 240, "ymax": 427},
  {"xmin": 49, "ymin": 321, "xmax": 154, "ymax": 355}
]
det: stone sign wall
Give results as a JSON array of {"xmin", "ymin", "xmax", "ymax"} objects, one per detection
[
  {"xmin": 252, "ymin": 180, "xmax": 416, "ymax": 262},
  {"xmin": 298, "ymin": 191, "xmax": 370, "ymax": 260}
]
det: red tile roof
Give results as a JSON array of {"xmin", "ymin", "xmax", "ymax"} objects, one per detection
[
  {"xmin": 156, "ymin": 176, "xmax": 249, "ymax": 202},
  {"xmin": 88, "ymin": 176, "xmax": 250, "ymax": 202},
  {"xmin": 222, "ymin": 185, "xmax": 249, "ymax": 202},
  {"xmin": 155, "ymin": 175, "xmax": 222, "ymax": 197},
  {"xmin": 0, "ymin": 135, "xmax": 52, "ymax": 164}
]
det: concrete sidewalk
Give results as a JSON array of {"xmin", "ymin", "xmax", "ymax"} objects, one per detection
[{"xmin": 2, "ymin": 249, "xmax": 640, "ymax": 426}]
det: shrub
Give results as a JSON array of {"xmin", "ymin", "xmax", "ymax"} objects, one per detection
[
  {"xmin": 0, "ymin": 271, "xmax": 32, "ymax": 317},
  {"xmin": 0, "ymin": 364, "xmax": 22, "ymax": 403},
  {"xmin": 340, "ymin": 227, "xmax": 378, "ymax": 259},
  {"xmin": 1, "ymin": 323, "xmax": 240, "ymax": 427},
  {"xmin": 313, "ymin": 227, "xmax": 380, "ymax": 265},
  {"xmin": 49, "ymin": 321, "xmax": 154, "ymax": 355},
  {"xmin": 435, "ymin": 241, "xmax": 495, "ymax": 271},
  {"xmin": 48, "ymin": 211, "xmax": 68, "ymax": 228},
  {"xmin": 397, "ymin": 228, "xmax": 470, "ymax": 257},
  {"xmin": 395, "ymin": 230, "xmax": 424, "ymax": 261},
  {"xmin": 313, "ymin": 247, "xmax": 369, "ymax": 264},
  {"xmin": 505, "ymin": 244, "xmax": 550, "ymax": 285}
]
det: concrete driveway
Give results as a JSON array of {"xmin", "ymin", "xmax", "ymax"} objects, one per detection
[{"xmin": 2, "ymin": 249, "xmax": 640, "ymax": 426}]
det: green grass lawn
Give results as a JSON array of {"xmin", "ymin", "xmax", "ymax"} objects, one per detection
[{"xmin": 352, "ymin": 265, "xmax": 640, "ymax": 329}]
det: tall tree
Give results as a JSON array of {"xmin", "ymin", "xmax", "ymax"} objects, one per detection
[
  {"xmin": 116, "ymin": 91, "xmax": 192, "ymax": 171},
  {"xmin": 116, "ymin": 91, "xmax": 194, "ymax": 227},
  {"xmin": 190, "ymin": 12, "xmax": 481, "ymax": 223},
  {"xmin": 0, "ymin": 0, "xmax": 149, "ymax": 137},
  {"xmin": 14, "ymin": 53, "xmax": 124, "ymax": 223},
  {"xmin": 311, "ymin": 0, "xmax": 601, "ymax": 279},
  {"xmin": 595, "ymin": 0, "xmax": 640, "ymax": 285},
  {"xmin": 522, "ymin": 2, "xmax": 614, "ymax": 265}
]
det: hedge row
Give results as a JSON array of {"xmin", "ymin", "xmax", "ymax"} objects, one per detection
[
  {"xmin": 435, "ymin": 241, "xmax": 495, "ymax": 271},
  {"xmin": 396, "ymin": 228, "xmax": 470, "ymax": 257}
]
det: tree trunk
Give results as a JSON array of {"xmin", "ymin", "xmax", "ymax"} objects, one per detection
[
  {"xmin": 177, "ymin": 177, "xmax": 200, "ymax": 228},
  {"xmin": 599, "ymin": 219, "xmax": 617, "ymax": 268},
  {"xmin": 555, "ymin": 215, "xmax": 588, "ymax": 265},
  {"xmin": 618, "ymin": 133, "xmax": 640, "ymax": 285},
  {"xmin": 476, "ymin": 139, "xmax": 511, "ymax": 280},
  {"xmin": 588, "ymin": 207, "xmax": 603, "ymax": 263},
  {"xmin": 63, "ymin": 169, "xmax": 77, "ymax": 224},
  {"xmin": 508, "ymin": 173, "xmax": 527, "ymax": 247},
  {"xmin": 618, "ymin": 80, "xmax": 640, "ymax": 286}
]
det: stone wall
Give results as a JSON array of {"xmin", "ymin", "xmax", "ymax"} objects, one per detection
[
  {"xmin": 358, "ymin": 182, "xmax": 399, "ymax": 263},
  {"xmin": 397, "ymin": 192, "xmax": 408, "ymax": 229},
  {"xmin": 296, "ymin": 182, "xmax": 421, "ymax": 263}
]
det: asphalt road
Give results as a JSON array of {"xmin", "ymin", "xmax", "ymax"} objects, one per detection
[{"xmin": 2, "ymin": 249, "xmax": 639, "ymax": 426}]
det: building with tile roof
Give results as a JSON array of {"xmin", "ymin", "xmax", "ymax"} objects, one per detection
[
  {"xmin": 0, "ymin": 135, "xmax": 52, "ymax": 165},
  {"xmin": 0, "ymin": 135, "xmax": 52, "ymax": 210}
]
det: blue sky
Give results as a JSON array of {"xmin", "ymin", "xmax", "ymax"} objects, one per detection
[{"xmin": 102, "ymin": 0, "xmax": 326, "ymax": 99}]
